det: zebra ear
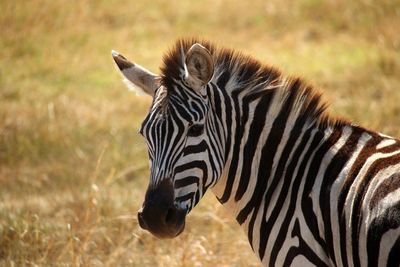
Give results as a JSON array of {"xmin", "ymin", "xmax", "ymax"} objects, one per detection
[
  {"xmin": 184, "ymin": 44, "xmax": 214, "ymax": 91},
  {"xmin": 112, "ymin": 50, "xmax": 160, "ymax": 96}
]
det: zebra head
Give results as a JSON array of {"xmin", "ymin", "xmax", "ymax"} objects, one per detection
[{"xmin": 112, "ymin": 42, "xmax": 223, "ymax": 238}]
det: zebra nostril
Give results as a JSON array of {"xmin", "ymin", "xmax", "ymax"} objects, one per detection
[{"xmin": 165, "ymin": 207, "xmax": 177, "ymax": 225}]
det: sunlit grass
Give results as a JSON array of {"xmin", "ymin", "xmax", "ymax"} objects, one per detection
[{"xmin": 0, "ymin": 0, "xmax": 399, "ymax": 266}]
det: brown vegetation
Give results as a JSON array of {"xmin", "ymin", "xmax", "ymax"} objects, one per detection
[{"xmin": 1, "ymin": 0, "xmax": 399, "ymax": 266}]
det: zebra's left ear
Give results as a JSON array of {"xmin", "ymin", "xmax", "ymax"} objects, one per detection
[{"xmin": 184, "ymin": 44, "xmax": 214, "ymax": 91}]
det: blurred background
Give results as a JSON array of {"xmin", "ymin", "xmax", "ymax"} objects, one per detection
[{"xmin": 1, "ymin": 0, "xmax": 399, "ymax": 266}]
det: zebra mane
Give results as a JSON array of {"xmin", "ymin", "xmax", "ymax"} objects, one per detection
[{"xmin": 160, "ymin": 38, "xmax": 347, "ymax": 129}]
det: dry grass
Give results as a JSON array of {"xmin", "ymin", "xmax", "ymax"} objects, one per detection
[{"xmin": 0, "ymin": 0, "xmax": 399, "ymax": 266}]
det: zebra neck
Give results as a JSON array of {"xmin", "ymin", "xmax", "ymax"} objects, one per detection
[
  {"xmin": 208, "ymin": 74, "xmax": 357, "ymax": 258},
  {"xmin": 211, "ymin": 123, "xmax": 354, "ymax": 258},
  {"xmin": 211, "ymin": 84, "xmax": 334, "ymax": 208},
  {"xmin": 212, "ymin": 120, "xmax": 345, "ymax": 212}
]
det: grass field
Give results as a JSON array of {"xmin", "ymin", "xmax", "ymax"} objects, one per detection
[{"xmin": 1, "ymin": 0, "xmax": 399, "ymax": 266}]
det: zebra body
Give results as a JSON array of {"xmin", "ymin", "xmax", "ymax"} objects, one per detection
[{"xmin": 112, "ymin": 39, "xmax": 400, "ymax": 266}]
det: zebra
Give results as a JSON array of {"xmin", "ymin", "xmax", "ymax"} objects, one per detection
[{"xmin": 112, "ymin": 38, "xmax": 400, "ymax": 267}]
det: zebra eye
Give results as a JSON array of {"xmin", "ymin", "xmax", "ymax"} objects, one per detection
[{"xmin": 188, "ymin": 124, "xmax": 204, "ymax": 137}]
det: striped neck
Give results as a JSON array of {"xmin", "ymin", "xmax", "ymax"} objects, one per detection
[
  {"xmin": 210, "ymin": 118, "xmax": 353, "ymax": 264},
  {"xmin": 210, "ymin": 84, "xmax": 348, "ymax": 209},
  {"xmin": 208, "ymin": 68, "xmax": 353, "ymax": 262},
  {"xmin": 210, "ymin": 69, "xmax": 342, "ymax": 199}
]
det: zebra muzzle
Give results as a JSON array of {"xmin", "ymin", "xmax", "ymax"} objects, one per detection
[{"xmin": 137, "ymin": 179, "xmax": 187, "ymax": 238}]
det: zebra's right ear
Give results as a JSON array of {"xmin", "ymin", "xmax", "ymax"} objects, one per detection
[{"xmin": 112, "ymin": 50, "xmax": 160, "ymax": 96}]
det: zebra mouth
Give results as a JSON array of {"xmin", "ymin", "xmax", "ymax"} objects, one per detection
[{"xmin": 170, "ymin": 217, "xmax": 186, "ymax": 238}]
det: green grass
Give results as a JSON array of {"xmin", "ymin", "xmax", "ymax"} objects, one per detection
[{"xmin": 1, "ymin": 0, "xmax": 399, "ymax": 266}]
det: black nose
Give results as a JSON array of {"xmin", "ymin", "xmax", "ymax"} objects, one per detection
[
  {"xmin": 137, "ymin": 179, "xmax": 186, "ymax": 238},
  {"xmin": 138, "ymin": 204, "xmax": 184, "ymax": 228}
]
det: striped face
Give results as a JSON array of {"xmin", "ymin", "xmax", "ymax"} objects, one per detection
[
  {"xmin": 140, "ymin": 84, "xmax": 211, "ymax": 211},
  {"xmin": 112, "ymin": 44, "xmax": 218, "ymax": 238}
]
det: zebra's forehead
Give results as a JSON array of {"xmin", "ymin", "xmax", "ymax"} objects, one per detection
[
  {"xmin": 140, "ymin": 89, "xmax": 188, "ymax": 133},
  {"xmin": 150, "ymin": 81, "xmax": 205, "ymax": 114}
]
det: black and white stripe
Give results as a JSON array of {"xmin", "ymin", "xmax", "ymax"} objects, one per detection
[{"xmin": 114, "ymin": 39, "xmax": 400, "ymax": 266}]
